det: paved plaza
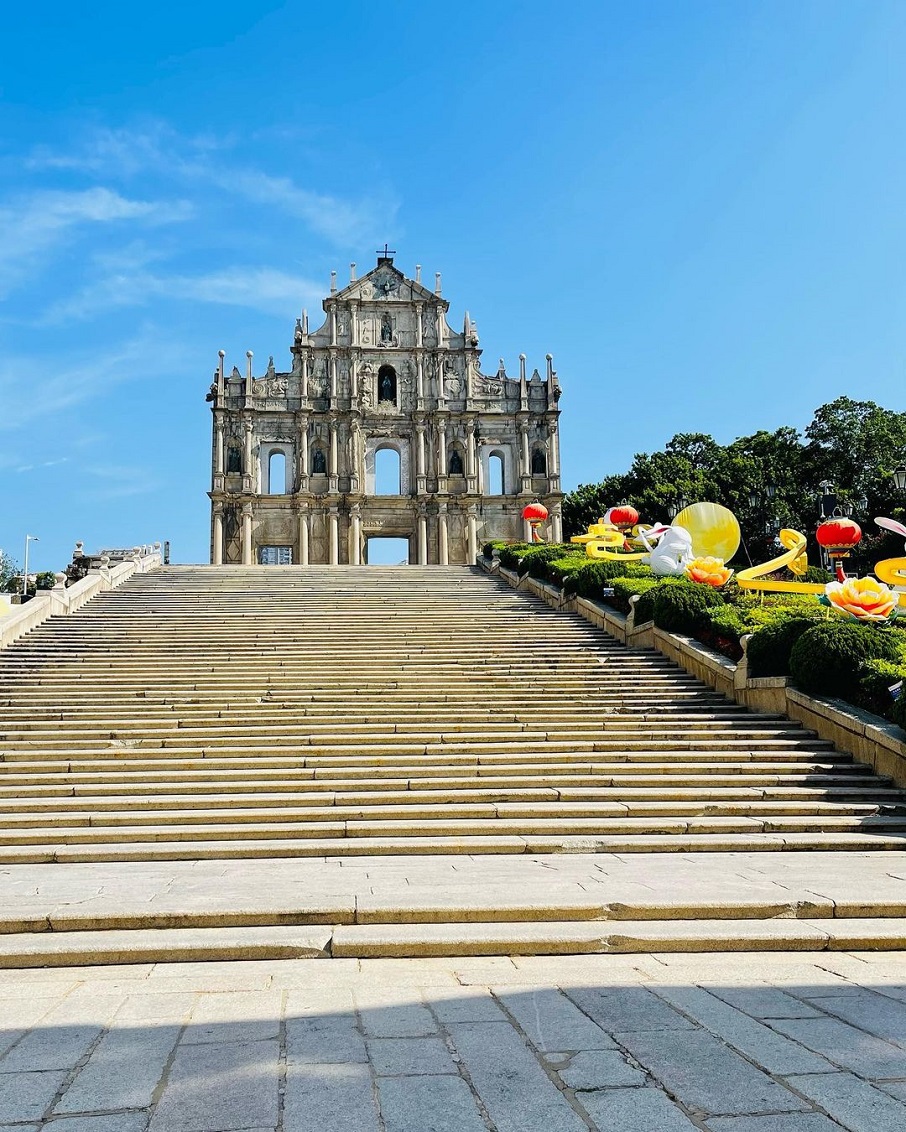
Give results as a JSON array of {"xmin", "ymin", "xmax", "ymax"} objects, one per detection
[{"xmin": 1, "ymin": 948, "xmax": 906, "ymax": 1131}]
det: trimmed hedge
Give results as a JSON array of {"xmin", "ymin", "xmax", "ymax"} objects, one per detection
[
  {"xmin": 562, "ymin": 559, "xmax": 652, "ymax": 599},
  {"xmin": 745, "ymin": 616, "xmax": 825, "ymax": 679},
  {"xmin": 789, "ymin": 622, "xmax": 904, "ymax": 698},
  {"xmin": 858, "ymin": 658, "xmax": 906, "ymax": 716},
  {"xmin": 652, "ymin": 581, "xmax": 726, "ymax": 635},
  {"xmin": 496, "ymin": 543, "xmax": 534, "ymax": 571}
]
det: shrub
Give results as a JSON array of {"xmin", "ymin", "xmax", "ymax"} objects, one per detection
[
  {"xmin": 745, "ymin": 615, "xmax": 825, "ymax": 678},
  {"xmin": 563, "ymin": 559, "xmax": 652, "ymax": 598},
  {"xmin": 789, "ymin": 622, "xmax": 903, "ymax": 698},
  {"xmin": 35, "ymin": 571, "xmax": 57, "ymax": 590},
  {"xmin": 652, "ymin": 581, "xmax": 725, "ymax": 635},
  {"xmin": 546, "ymin": 556, "xmax": 588, "ymax": 585},
  {"xmin": 858, "ymin": 658, "xmax": 906, "ymax": 716},
  {"xmin": 496, "ymin": 543, "xmax": 533, "ymax": 571},
  {"xmin": 802, "ymin": 565, "xmax": 834, "ymax": 585},
  {"xmin": 606, "ymin": 575, "xmax": 660, "ymax": 615},
  {"xmin": 482, "ymin": 539, "xmax": 511, "ymax": 558},
  {"xmin": 520, "ymin": 544, "xmax": 582, "ymax": 580}
]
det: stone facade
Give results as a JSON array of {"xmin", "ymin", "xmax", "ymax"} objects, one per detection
[{"xmin": 207, "ymin": 254, "xmax": 563, "ymax": 564}]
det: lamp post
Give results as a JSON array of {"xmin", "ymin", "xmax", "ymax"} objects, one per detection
[
  {"xmin": 893, "ymin": 465, "xmax": 906, "ymax": 493},
  {"xmin": 22, "ymin": 534, "xmax": 39, "ymax": 602}
]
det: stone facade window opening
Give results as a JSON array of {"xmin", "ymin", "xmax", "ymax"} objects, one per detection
[
  {"xmin": 267, "ymin": 450, "xmax": 286, "ymax": 494},
  {"xmin": 366, "ymin": 536, "xmax": 410, "ymax": 565},
  {"xmin": 311, "ymin": 448, "xmax": 327, "ymax": 474},
  {"xmin": 378, "ymin": 364, "xmax": 397, "ymax": 403},
  {"xmin": 374, "ymin": 445, "xmax": 402, "ymax": 495},
  {"xmin": 531, "ymin": 448, "xmax": 547, "ymax": 475},
  {"xmin": 226, "ymin": 445, "xmax": 242, "ymax": 474},
  {"xmin": 259, "ymin": 545, "xmax": 293, "ymax": 565},
  {"xmin": 487, "ymin": 451, "xmax": 505, "ymax": 495},
  {"xmin": 448, "ymin": 448, "xmax": 465, "ymax": 476}
]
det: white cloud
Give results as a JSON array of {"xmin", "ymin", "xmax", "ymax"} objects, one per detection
[
  {"xmin": 81, "ymin": 463, "xmax": 159, "ymax": 500},
  {"xmin": 27, "ymin": 123, "xmax": 398, "ymax": 247},
  {"xmin": 14, "ymin": 457, "xmax": 70, "ymax": 473},
  {"xmin": 0, "ymin": 331, "xmax": 189, "ymax": 432},
  {"xmin": 46, "ymin": 266, "xmax": 324, "ymax": 322},
  {"xmin": 0, "ymin": 187, "xmax": 192, "ymax": 295}
]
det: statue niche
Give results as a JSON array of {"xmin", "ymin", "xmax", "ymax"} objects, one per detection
[
  {"xmin": 531, "ymin": 448, "xmax": 547, "ymax": 475},
  {"xmin": 226, "ymin": 445, "xmax": 242, "ymax": 474},
  {"xmin": 378, "ymin": 364, "xmax": 397, "ymax": 404},
  {"xmin": 448, "ymin": 449, "xmax": 465, "ymax": 476},
  {"xmin": 311, "ymin": 448, "xmax": 327, "ymax": 474}
]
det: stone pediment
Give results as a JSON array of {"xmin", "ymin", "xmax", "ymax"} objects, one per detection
[{"xmin": 331, "ymin": 261, "xmax": 443, "ymax": 307}]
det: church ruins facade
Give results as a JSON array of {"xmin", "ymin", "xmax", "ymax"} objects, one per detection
[{"xmin": 206, "ymin": 252, "xmax": 563, "ymax": 565}]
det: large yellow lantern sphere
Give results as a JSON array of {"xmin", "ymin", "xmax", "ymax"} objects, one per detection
[{"xmin": 674, "ymin": 502, "xmax": 741, "ymax": 562}]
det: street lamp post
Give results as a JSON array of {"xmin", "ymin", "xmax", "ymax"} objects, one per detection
[
  {"xmin": 22, "ymin": 534, "xmax": 39, "ymax": 602},
  {"xmin": 893, "ymin": 465, "xmax": 906, "ymax": 493}
]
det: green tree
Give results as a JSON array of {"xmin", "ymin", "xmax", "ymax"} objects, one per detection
[{"xmin": 0, "ymin": 551, "xmax": 19, "ymax": 593}]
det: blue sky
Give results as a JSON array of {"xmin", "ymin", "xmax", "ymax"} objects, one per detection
[{"xmin": 2, "ymin": 0, "xmax": 905, "ymax": 570}]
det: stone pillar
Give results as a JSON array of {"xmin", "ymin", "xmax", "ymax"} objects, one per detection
[
  {"xmin": 416, "ymin": 303, "xmax": 423, "ymax": 348},
  {"xmin": 467, "ymin": 505, "xmax": 479, "ymax": 563},
  {"xmin": 465, "ymin": 419, "xmax": 478, "ymax": 494},
  {"xmin": 416, "ymin": 354, "xmax": 425, "ymax": 403},
  {"xmin": 548, "ymin": 420, "xmax": 561, "ymax": 487},
  {"xmin": 330, "ymin": 306, "xmax": 337, "ymax": 346},
  {"xmin": 350, "ymin": 504, "xmax": 362, "ymax": 565},
  {"xmin": 437, "ymin": 423, "xmax": 448, "ymax": 492},
  {"xmin": 329, "ymin": 507, "xmax": 339, "ymax": 565},
  {"xmin": 299, "ymin": 512, "xmax": 310, "ymax": 566},
  {"xmin": 438, "ymin": 503, "xmax": 449, "ymax": 565},
  {"xmin": 416, "ymin": 421, "xmax": 427, "ymax": 495},
  {"xmin": 299, "ymin": 422, "xmax": 309, "ymax": 491},
  {"xmin": 351, "ymin": 300, "xmax": 359, "ymax": 346},
  {"xmin": 523, "ymin": 517, "xmax": 534, "ymax": 542},
  {"xmin": 520, "ymin": 422, "xmax": 531, "ymax": 493},
  {"xmin": 212, "ymin": 504, "xmax": 224, "ymax": 566},
  {"xmin": 329, "ymin": 418, "xmax": 339, "ymax": 493},
  {"xmin": 214, "ymin": 417, "xmax": 225, "ymax": 479},
  {"xmin": 243, "ymin": 418, "xmax": 254, "ymax": 494},
  {"xmin": 417, "ymin": 505, "xmax": 428, "ymax": 565},
  {"xmin": 329, "ymin": 353, "xmax": 338, "ymax": 401},
  {"xmin": 241, "ymin": 503, "xmax": 254, "ymax": 565},
  {"xmin": 550, "ymin": 506, "xmax": 563, "ymax": 544},
  {"xmin": 301, "ymin": 351, "xmax": 309, "ymax": 399}
]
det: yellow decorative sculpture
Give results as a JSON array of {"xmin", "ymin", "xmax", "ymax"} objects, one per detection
[
  {"xmin": 874, "ymin": 518, "xmax": 906, "ymax": 597},
  {"xmin": 735, "ymin": 529, "xmax": 825, "ymax": 596},
  {"xmin": 570, "ymin": 520, "xmax": 648, "ymax": 562},
  {"xmin": 673, "ymin": 503, "xmax": 741, "ymax": 562}
]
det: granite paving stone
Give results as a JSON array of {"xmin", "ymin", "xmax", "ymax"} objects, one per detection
[
  {"xmin": 767, "ymin": 1016, "xmax": 906, "ymax": 1079},
  {"xmin": 564, "ymin": 986, "xmax": 695, "ymax": 1033},
  {"xmin": 707, "ymin": 986, "xmax": 824, "ymax": 1019},
  {"xmin": 556, "ymin": 1049, "xmax": 646, "ymax": 1089},
  {"xmin": 799, "ymin": 989, "xmax": 906, "ymax": 1049},
  {"xmin": 0, "ymin": 1069, "xmax": 69, "ymax": 1124},
  {"xmin": 148, "ymin": 1038, "xmax": 280, "ymax": 1132},
  {"xmin": 367, "ymin": 1036, "xmax": 456, "ymax": 1076},
  {"xmin": 705, "ymin": 1116, "xmax": 848, "ymax": 1132},
  {"xmin": 377, "ymin": 1074, "xmax": 487, "ymax": 1132},
  {"xmin": 784, "ymin": 1071, "xmax": 906, "ymax": 1132},
  {"xmin": 448, "ymin": 1020, "xmax": 587, "ymax": 1132},
  {"xmin": 613, "ymin": 1027, "xmax": 809, "ymax": 1117},
  {"xmin": 494, "ymin": 987, "xmax": 617, "ymax": 1052},
  {"xmin": 283, "ymin": 1063, "xmax": 380, "ymax": 1132},
  {"xmin": 42, "ymin": 1115, "xmax": 150, "ymax": 1132},
  {"xmin": 577, "ymin": 1085, "xmax": 701, "ymax": 1131}
]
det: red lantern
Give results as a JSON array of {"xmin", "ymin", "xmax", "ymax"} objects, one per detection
[
  {"xmin": 816, "ymin": 518, "xmax": 862, "ymax": 556},
  {"xmin": 607, "ymin": 504, "xmax": 639, "ymax": 532},
  {"xmin": 522, "ymin": 502, "xmax": 549, "ymax": 543}
]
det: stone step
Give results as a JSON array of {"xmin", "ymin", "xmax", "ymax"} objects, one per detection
[{"xmin": 0, "ymin": 916, "xmax": 904, "ymax": 968}]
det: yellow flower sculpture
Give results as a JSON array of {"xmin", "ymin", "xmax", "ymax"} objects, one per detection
[
  {"xmin": 685, "ymin": 556, "xmax": 733, "ymax": 587},
  {"xmin": 824, "ymin": 576, "xmax": 897, "ymax": 622}
]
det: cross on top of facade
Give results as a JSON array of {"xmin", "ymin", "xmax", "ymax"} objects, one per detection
[{"xmin": 376, "ymin": 243, "xmax": 396, "ymax": 260}]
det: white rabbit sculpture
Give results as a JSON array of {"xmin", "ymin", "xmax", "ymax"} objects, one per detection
[{"xmin": 637, "ymin": 523, "xmax": 695, "ymax": 577}]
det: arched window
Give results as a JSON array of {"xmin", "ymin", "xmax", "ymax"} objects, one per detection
[
  {"xmin": 267, "ymin": 451, "xmax": 286, "ymax": 494},
  {"xmin": 448, "ymin": 449, "xmax": 464, "ymax": 476},
  {"xmin": 488, "ymin": 453, "xmax": 504, "ymax": 495},
  {"xmin": 378, "ymin": 364, "xmax": 397, "ymax": 403},
  {"xmin": 531, "ymin": 448, "xmax": 547, "ymax": 475},
  {"xmin": 226, "ymin": 446, "xmax": 242, "ymax": 474},
  {"xmin": 312, "ymin": 448, "xmax": 327, "ymax": 474},
  {"xmin": 375, "ymin": 446, "xmax": 401, "ymax": 495}
]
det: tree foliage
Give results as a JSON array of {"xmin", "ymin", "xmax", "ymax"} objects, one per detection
[
  {"xmin": 563, "ymin": 397, "xmax": 906, "ymax": 569},
  {"xmin": 0, "ymin": 552, "xmax": 19, "ymax": 593}
]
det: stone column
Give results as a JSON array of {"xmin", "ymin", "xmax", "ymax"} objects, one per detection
[
  {"xmin": 301, "ymin": 351, "xmax": 309, "ymax": 399},
  {"xmin": 329, "ymin": 352, "xmax": 338, "ymax": 401},
  {"xmin": 520, "ymin": 422, "xmax": 531, "ymax": 493},
  {"xmin": 465, "ymin": 419, "xmax": 478, "ymax": 494},
  {"xmin": 243, "ymin": 418, "xmax": 254, "ymax": 494},
  {"xmin": 299, "ymin": 422, "xmax": 309, "ymax": 492},
  {"xmin": 298, "ymin": 512, "xmax": 310, "ymax": 566},
  {"xmin": 437, "ymin": 422, "xmax": 448, "ymax": 492},
  {"xmin": 214, "ymin": 417, "xmax": 225, "ymax": 483},
  {"xmin": 548, "ymin": 420, "xmax": 561, "ymax": 491},
  {"xmin": 550, "ymin": 506, "xmax": 563, "ymax": 544},
  {"xmin": 241, "ymin": 503, "xmax": 254, "ymax": 565},
  {"xmin": 467, "ymin": 505, "xmax": 479, "ymax": 564},
  {"xmin": 330, "ymin": 306, "xmax": 337, "ymax": 346},
  {"xmin": 329, "ymin": 507, "xmax": 339, "ymax": 565},
  {"xmin": 212, "ymin": 504, "xmax": 224, "ymax": 566},
  {"xmin": 438, "ymin": 503, "xmax": 449, "ymax": 565},
  {"xmin": 417, "ymin": 504, "xmax": 428, "ymax": 565},
  {"xmin": 329, "ymin": 418, "xmax": 339, "ymax": 494},
  {"xmin": 416, "ymin": 420, "xmax": 427, "ymax": 495},
  {"xmin": 351, "ymin": 300, "xmax": 359, "ymax": 346},
  {"xmin": 523, "ymin": 516, "xmax": 534, "ymax": 542},
  {"xmin": 416, "ymin": 303, "xmax": 423, "ymax": 348},
  {"xmin": 349, "ymin": 504, "xmax": 362, "ymax": 565}
]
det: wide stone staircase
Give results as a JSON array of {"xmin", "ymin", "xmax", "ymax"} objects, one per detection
[{"xmin": 1, "ymin": 564, "xmax": 905, "ymax": 962}]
